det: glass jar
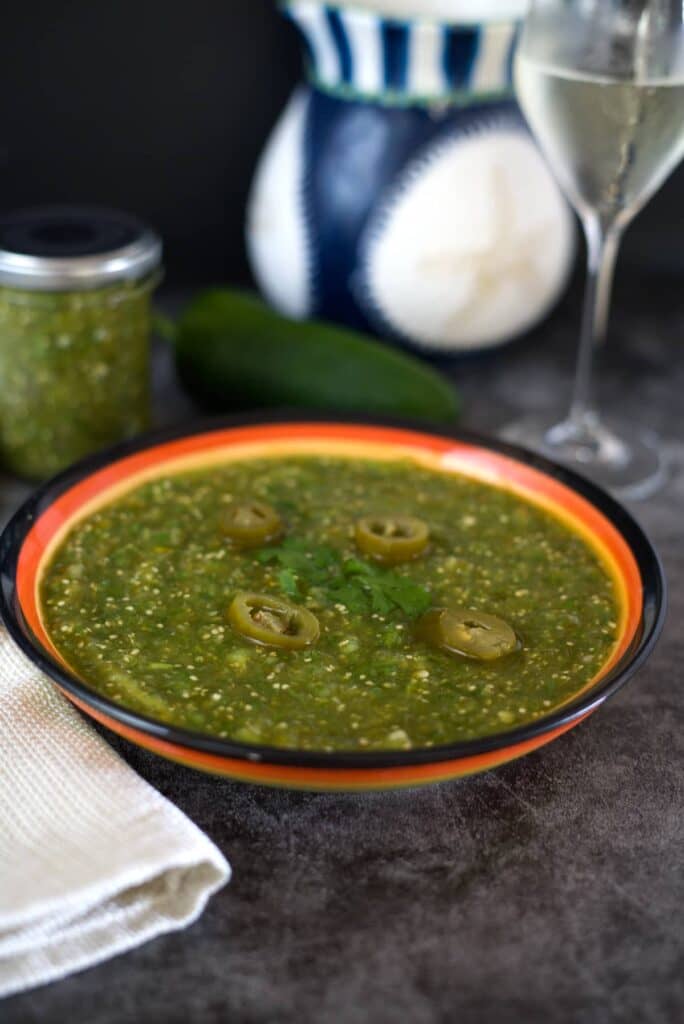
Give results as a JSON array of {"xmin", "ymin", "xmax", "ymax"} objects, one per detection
[{"xmin": 0, "ymin": 206, "xmax": 162, "ymax": 479}]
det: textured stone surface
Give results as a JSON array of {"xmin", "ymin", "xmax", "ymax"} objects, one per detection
[{"xmin": 3, "ymin": 275, "xmax": 683, "ymax": 1023}]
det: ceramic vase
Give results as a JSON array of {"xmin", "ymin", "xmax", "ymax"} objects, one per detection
[{"xmin": 246, "ymin": 1, "xmax": 574, "ymax": 354}]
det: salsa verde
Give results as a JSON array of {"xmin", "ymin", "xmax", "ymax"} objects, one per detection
[
  {"xmin": 40, "ymin": 455, "xmax": 620, "ymax": 751},
  {"xmin": 0, "ymin": 279, "xmax": 153, "ymax": 480}
]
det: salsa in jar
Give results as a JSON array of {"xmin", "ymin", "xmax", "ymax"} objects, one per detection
[{"xmin": 0, "ymin": 207, "xmax": 162, "ymax": 479}]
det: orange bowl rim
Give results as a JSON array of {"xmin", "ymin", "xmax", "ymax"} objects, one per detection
[{"xmin": 0, "ymin": 412, "xmax": 667, "ymax": 771}]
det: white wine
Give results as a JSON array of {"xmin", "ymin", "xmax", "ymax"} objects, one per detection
[
  {"xmin": 504, "ymin": 2, "xmax": 683, "ymax": 499},
  {"xmin": 515, "ymin": 54, "xmax": 684, "ymax": 223}
]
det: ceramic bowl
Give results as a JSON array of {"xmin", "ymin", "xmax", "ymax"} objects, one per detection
[{"xmin": 0, "ymin": 415, "xmax": 666, "ymax": 791}]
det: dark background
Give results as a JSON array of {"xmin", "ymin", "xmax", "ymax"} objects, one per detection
[{"xmin": 1, "ymin": 0, "xmax": 682, "ymax": 292}]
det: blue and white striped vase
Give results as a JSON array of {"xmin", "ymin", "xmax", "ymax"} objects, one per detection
[{"xmin": 246, "ymin": 1, "xmax": 574, "ymax": 354}]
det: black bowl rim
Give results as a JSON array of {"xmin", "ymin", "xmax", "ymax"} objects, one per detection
[{"xmin": 0, "ymin": 411, "xmax": 667, "ymax": 770}]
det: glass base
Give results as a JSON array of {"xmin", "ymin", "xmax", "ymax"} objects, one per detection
[{"xmin": 501, "ymin": 411, "xmax": 666, "ymax": 501}]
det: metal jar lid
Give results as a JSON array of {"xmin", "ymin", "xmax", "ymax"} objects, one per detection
[{"xmin": 0, "ymin": 206, "xmax": 163, "ymax": 291}]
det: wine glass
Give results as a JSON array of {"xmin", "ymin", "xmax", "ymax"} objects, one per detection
[{"xmin": 503, "ymin": 0, "xmax": 684, "ymax": 499}]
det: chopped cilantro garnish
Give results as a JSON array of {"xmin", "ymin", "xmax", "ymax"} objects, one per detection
[
  {"xmin": 277, "ymin": 567, "xmax": 300, "ymax": 598},
  {"xmin": 257, "ymin": 537, "xmax": 431, "ymax": 619}
]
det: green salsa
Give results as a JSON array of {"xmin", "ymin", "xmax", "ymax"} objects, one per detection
[
  {"xmin": 0, "ymin": 279, "xmax": 154, "ymax": 479},
  {"xmin": 40, "ymin": 455, "xmax": 620, "ymax": 751}
]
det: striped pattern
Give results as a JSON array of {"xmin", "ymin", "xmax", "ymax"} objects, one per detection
[{"xmin": 284, "ymin": 1, "xmax": 518, "ymax": 102}]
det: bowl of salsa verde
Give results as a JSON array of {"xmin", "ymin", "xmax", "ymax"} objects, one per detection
[{"xmin": 0, "ymin": 416, "xmax": 665, "ymax": 790}]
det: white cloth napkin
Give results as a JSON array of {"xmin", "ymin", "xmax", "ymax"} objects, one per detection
[{"xmin": 0, "ymin": 630, "xmax": 230, "ymax": 999}]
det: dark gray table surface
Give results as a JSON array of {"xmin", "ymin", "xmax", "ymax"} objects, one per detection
[{"xmin": 3, "ymin": 279, "xmax": 683, "ymax": 1024}]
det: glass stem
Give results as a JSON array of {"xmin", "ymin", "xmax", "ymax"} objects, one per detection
[{"xmin": 568, "ymin": 216, "xmax": 622, "ymax": 427}]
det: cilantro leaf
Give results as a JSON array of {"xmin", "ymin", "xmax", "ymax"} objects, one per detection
[
  {"xmin": 342, "ymin": 557, "xmax": 375, "ymax": 577},
  {"xmin": 255, "ymin": 536, "xmax": 431, "ymax": 618},
  {"xmin": 328, "ymin": 581, "xmax": 368, "ymax": 613},
  {"xmin": 256, "ymin": 546, "xmax": 282, "ymax": 565},
  {"xmin": 340, "ymin": 556, "xmax": 431, "ymax": 616},
  {"xmin": 277, "ymin": 567, "xmax": 300, "ymax": 598},
  {"xmin": 382, "ymin": 577, "xmax": 432, "ymax": 617},
  {"xmin": 369, "ymin": 585, "xmax": 395, "ymax": 615}
]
